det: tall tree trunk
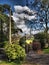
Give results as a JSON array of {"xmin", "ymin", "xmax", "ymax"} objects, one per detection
[
  {"xmin": 9, "ymin": 8, "xmax": 11, "ymax": 44},
  {"xmin": 45, "ymin": 8, "xmax": 48, "ymax": 42}
]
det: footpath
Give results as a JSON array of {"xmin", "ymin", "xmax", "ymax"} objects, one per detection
[{"xmin": 23, "ymin": 51, "xmax": 49, "ymax": 65}]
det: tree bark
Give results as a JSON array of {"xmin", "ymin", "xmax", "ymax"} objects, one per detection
[{"xmin": 9, "ymin": 8, "xmax": 11, "ymax": 44}]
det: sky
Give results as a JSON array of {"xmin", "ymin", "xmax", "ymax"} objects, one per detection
[
  {"xmin": 0, "ymin": 0, "xmax": 26, "ymax": 11},
  {"xmin": 0, "ymin": 0, "xmax": 46, "ymax": 35},
  {"xmin": 12, "ymin": 5, "xmax": 37, "ymax": 35}
]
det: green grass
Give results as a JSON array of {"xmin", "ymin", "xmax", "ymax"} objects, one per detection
[
  {"xmin": 43, "ymin": 48, "xmax": 49, "ymax": 54},
  {"xmin": 0, "ymin": 60, "xmax": 39, "ymax": 65},
  {"xmin": 0, "ymin": 60, "xmax": 21, "ymax": 65}
]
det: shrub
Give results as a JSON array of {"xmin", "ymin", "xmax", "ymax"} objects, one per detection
[
  {"xmin": 0, "ymin": 41, "xmax": 7, "ymax": 48},
  {"xmin": 4, "ymin": 42, "xmax": 26, "ymax": 61},
  {"xmin": 34, "ymin": 32, "xmax": 46, "ymax": 49},
  {"xmin": 19, "ymin": 36, "xmax": 26, "ymax": 48}
]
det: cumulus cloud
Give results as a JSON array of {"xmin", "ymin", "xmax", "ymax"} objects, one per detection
[
  {"xmin": 12, "ymin": 5, "xmax": 37, "ymax": 34},
  {"xmin": 13, "ymin": 12, "xmax": 36, "ymax": 21},
  {"xmin": 14, "ymin": 6, "xmax": 36, "ymax": 14}
]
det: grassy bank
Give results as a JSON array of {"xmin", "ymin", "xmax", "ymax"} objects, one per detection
[
  {"xmin": 0, "ymin": 60, "xmax": 21, "ymax": 65},
  {"xmin": 0, "ymin": 60, "xmax": 38, "ymax": 65},
  {"xmin": 43, "ymin": 48, "xmax": 49, "ymax": 54}
]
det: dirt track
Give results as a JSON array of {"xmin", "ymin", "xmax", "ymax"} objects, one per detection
[{"xmin": 25, "ymin": 51, "xmax": 49, "ymax": 65}]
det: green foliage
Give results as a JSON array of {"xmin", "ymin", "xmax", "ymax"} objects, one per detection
[
  {"xmin": 0, "ymin": 14, "xmax": 9, "ymax": 22},
  {"xmin": 41, "ymin": 0, "xmax": 49, "ymax": 5},
  {"xmin": 34, "ymin": 32, "xmax": 46, "ymax": 49},
  {"xmin": 43, "ymin": 48, "xmax": 49, "ymax": 54},
  {"xmin": 4, "ymin": 42, "xmax": 26, "ymax": 61},
  {"xmin": 0, "ymin": 60, "xmax": 21, "ymax": 65},
  {"xmin": 19, "ymin": 36, "xmax": 26, "ymax": 48},
  {"xmin": 35, "ymin": 32, "xmax": 46, "ymax": 39},
  {"xmin": 0, "ymin": 32, "xmax": 8, "ymax": 47}
]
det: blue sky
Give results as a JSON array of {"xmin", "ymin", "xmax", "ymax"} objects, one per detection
[{"xmin": 0, "ymin": 0, "xmax": 26, "ymax": 11}]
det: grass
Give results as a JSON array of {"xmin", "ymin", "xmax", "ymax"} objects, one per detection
[
  {"xmin": 0, "ymin": 60, "xmax": 21, "ymax": 65},
  {"xmin": 43, "ymin": 48, "xmax": 49, "ymax": 54},
  {"xmin": 0, "ymin": 60, "xmax": 39, "ymax": 65}
]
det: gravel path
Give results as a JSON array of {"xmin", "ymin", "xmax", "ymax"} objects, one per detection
[{"xmin": 25, "ymin": 51, "xmax": 49, "ymax": 65}]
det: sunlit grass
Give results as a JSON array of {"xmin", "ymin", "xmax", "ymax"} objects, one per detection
[
  {"xmin": 0, "ymin": 60, "xmax": 40, "ymax": 65},
  {"xmin": 0, "ymin": 60, "xmax": 21, "ymax": 65},
  {"xmin": 43, "ymin": 48, "xmax": 49, "ymax": 54}
]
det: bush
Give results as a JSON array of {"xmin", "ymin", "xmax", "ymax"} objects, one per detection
[
  {"xmin": 19, "ymin": 36, "xmax": 26, "ymax": 48},
  {"xmin": 4, "ymin": 42, "xmax": 26, "ymax": 61},
  {"xmin": 34, "ymin": 32, "xmax": 46, "ymax": 49},
  {"xmin": 0, "ymin": 41, "xmax": 7, "ymax": 48}
]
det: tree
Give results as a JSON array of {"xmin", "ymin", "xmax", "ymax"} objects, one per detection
[
  {"xmin": 41, "ymin": 0, "xmax": 49, "ymax": 31},
  {"xmin": 41, "ymin": 0, "xmax": 49, "ymax": 5},
  {"xmin": 41, "ymin": 0, "xmax": 49, "ymax": 42},
  {"xmin": 3, "ymin": 4, "xmax": 12, "ymax": 44},
  {"xmin": 37, "ymin": 0, "xmax": 49, "ymax": 45},
  {"xmin": 0, "ymin": 5, "xmax": 9, "ymax": 43},
  {"xmin": 0, "ymin": 4, "xmax": 14, "ymax": 44}
]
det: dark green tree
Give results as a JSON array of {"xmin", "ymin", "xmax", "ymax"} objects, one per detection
[
  {"xmin": 0, "ymin": 5, "xmax": 9, "ymax": 43},
  {"xmin": 37, "ymin": 0, "xmax": 49, "ymax": 45}
]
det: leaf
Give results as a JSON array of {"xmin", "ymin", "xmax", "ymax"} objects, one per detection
[{"xmin": 0, "ymin": 14, "xmax": 9, "ymax": 22}]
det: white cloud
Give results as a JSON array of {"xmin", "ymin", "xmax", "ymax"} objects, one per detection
[
  {"xmin": 12, "ymin": 5, "xmax": 37, "ymax": 35},
  {"xmin": 13, "ymin": 12, "xmax": 37, "ymax": 21},
  {"xmin": 14, "ymin": 6, "xmax": 36, "ymax": 14}
]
